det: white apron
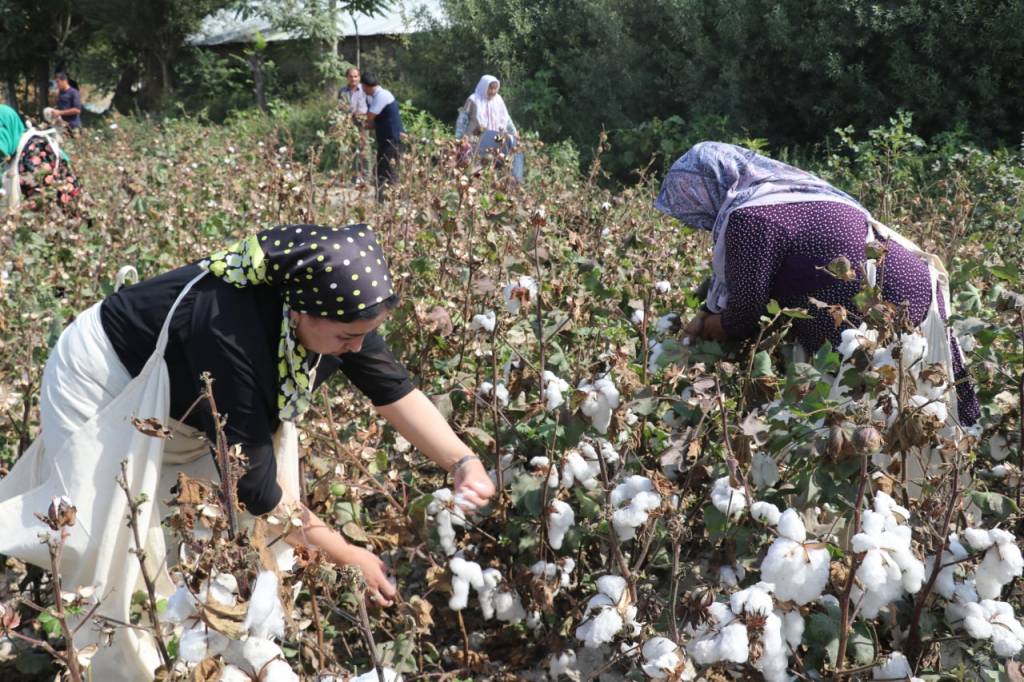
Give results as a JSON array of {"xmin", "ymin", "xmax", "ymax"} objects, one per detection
[{"xmin": 0, "ymin": 271, "xmax": 300, "ymax": 679}]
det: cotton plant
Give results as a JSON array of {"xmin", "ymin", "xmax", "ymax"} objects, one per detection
[
  {"xmin": 871, "ymin": 652, "xmax": 923, "ymax": 681},
  {"xmin": 640, "ymin": 636, "xmax": 695, "ymax": 680},
  {"xmin": 838, "ymin": 323, "xmax": 879, "ymax": 359},
  {"xmin": 503, "ymin": 275, "xmax": 538, "ymax": 314},
  {"xmin": 759, "ymin": 508, "xmax": 830, "ymax": 605},
  {"xmin": 578, "ymin": 375, "xmax": 620, "ymax": 434},
  {"xmin": 924, "ymin": 533, "xmax": 969, "ymax": 599},
  {"xmin": 749, "ymin": 453, "xmax": 779, "ymax": 489},
  {"xmin": 469, "ymin": 310, "xmax": 496, "ymax": 333},
  {"xmin": 530, "ymin": 455, "xmax": 561, "ymax": 488},
  {"xmin": 963, "ymin": 527, "xmax": 1024, "ymax": 599},
  {"xmin": 426, "ymin": 488, "xmax": 468, "ymax": 556},
  {"xmin": 960, "ymin": 599, "xmax": 1024, "ymax": 657},
  {"xmin": 478, "ymin": 380, "xmax": 510, "ymax": 407},
  {"xmin": 849, "ymin": 492, "xmax": 926, "ymax": 618},
  {"xmin": 562, "ymin": 439, "xmax": 619, "ymax": 490},
  {"xmin": 685, "ymin": 582, "xmax": 799, "ymax": 682},
  {"xmin": 548, "ymin": 649, "xmax": 580, "ymax": 680},
  {"xmin": 609, "ymin": 475, "xmax": 662, "ymax": 542},
  {"xmin": 543, "ymin": 371, "xmax": 571, "ymax": 411},
  {"xmin": 654, "ymin": 280, "xmax": 672, "ymax": 295},
  {"xmin": 478, "ymin": 567, "xmax": 527, "ymax": 623},
  {"xmin": 531, "ymin": 558, "xmax": 576, "ymax": 597},
  {"xmin": 574, "ymin": 575, "xmax": 638, "ymax": 649},
  {"xmin": 710, "ymin": 476, "xmax": 747, "ymax": 519},
  {"xmin": 547, "ymin": 499, "xmax": 576, "ymax": 550},
  {"xmin": 351, "ymin": 669, "xmax": 404, "ymax": 682},
  {"xmin": 448, "ymin": 556, "xmax": 484, "ymax": 610}
]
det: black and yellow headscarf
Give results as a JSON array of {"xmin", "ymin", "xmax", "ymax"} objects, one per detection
[{"xmin": 202, "ymin": 224, "xmax": 395, "ymax": 421}]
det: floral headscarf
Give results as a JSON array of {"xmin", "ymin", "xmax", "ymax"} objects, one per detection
[
  {"xmin": 202, "ymin": 224, "xmax": 395, "ymax": 421},
  {"xmin": 654, "ymin": 142, "xmax": 865, "ymax": 312}
]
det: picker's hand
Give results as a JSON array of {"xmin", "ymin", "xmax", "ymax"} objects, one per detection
[
  {"xmin": 344, "ymin": 545, "xmax": 397, "ymax": 607},
  {"xmin": 453, "ymin": 456, "xmax": 495, "ymax": 510},
  {"xmin": 683, "ymin": 310, "xmax": 708, "ymax": 341}
]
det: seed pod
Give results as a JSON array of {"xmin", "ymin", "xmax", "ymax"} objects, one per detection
[
  {"xmin": 827, "ymin": 424, "xmax": 850, "ymax": 460},
  {"xmin": 851, "ymin": 425, "xmax": 883, "ymax": 455}
]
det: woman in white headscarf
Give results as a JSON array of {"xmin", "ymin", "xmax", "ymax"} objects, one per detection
[
  {"xmin": 456, "ymin": 75, "xmax": 523, "ymax": 180},
  {"xmin": 457, "ymin": 75, "xmax": 515, "ymax": 138}
]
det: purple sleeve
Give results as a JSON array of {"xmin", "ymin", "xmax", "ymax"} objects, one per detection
[{"xmin": 719, "ymin": 208, "xmax": 787, "ymax": 341}]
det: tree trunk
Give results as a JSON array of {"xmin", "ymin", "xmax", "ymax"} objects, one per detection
[
  {"xmin": 4, "ymin": 77, "xmax": 18, "ymax": 109},
  {"xmin": 353, "ymin": 14, "xmax": 361, "ymax": 69},
  {"xmin": 249, "ymin": 52, "xmax": 268, "ymax": 114},
  {"xmin": 35, "ymin": 60, "xmax": 50, "ymax": 117},
  {"xmin": 324, "ymin": 0, "xmax": 340, "ymax": 96}
]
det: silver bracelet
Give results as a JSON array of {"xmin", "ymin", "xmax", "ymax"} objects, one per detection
[{"xmin": 452, "ymin": 454, "xmax": 480, "ymax": 473}]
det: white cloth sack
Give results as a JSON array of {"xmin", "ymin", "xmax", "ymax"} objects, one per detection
[
  {"xmin": 3, "ymin": 127, "xmax": 63, "ymax": 213},
  {"xmin": 0, "ymin": 271, "xmax": 300, "ymax": 680}
]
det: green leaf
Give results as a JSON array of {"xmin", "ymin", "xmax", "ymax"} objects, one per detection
[
  {"xmin": 766, "ymin": 299, "xmax": 781, "ymax": 316},
  {"xmin": 751, "ymin": 351, "xmax": 774, "ymax": 378},
  {"xmin": 781, "ymin": 307, "xmax": 814, "ymax": 319},
  {"xmin": 990, "ymin": 263, "xmax": 1019, "ymax": 282},
  {"xmin": 510, "ymin": 473, "xmax": 544, "ymax": 516},
  {"xmin": 968, "ymin": 491, "xmax": 1019, "ymax": 519}
]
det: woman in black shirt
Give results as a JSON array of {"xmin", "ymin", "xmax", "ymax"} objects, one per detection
[{"xmin": 6, "ymin": 223, "xmax": 495, "ymax": 612}]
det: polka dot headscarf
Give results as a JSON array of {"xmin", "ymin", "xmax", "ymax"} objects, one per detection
[{"xmin": 202, "ymin": 223, "xmax": 396, "ymax": 421}]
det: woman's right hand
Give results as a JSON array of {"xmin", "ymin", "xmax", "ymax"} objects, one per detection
[
  {"xmin": 683, "ymin": 310, "xmax": 708, "ymax": 340},
  {"xmin": 342, "ymin": 545, "xmax": 397, "ymax": 607}
]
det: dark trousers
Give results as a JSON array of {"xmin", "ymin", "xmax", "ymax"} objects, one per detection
[{"xmin": 375, "ymin": 140, "xmax": 400, "ymax": 200}]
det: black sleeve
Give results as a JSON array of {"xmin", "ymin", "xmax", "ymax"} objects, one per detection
[
  {"xmin": 184, "ymin": 298, "xmax": 282, "ymax": 516},
  {"xmin": 336, "ymin": 330, "xmax": 415, "ymax": 406}
]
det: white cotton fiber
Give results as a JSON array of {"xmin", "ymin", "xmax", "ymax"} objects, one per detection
[
  {"xmin": 548, "ymin": 499, "xmax": 576, "ymax": 550},
  {"xmin": 244, "ymin": 570, "xmax": 285, "ymax": 639},
  {"xmin": 448, "ymin": 557, "xmax": 484, "ymax": 610},
  {"xmin": 178, "ymin": 623, "xmax": 229, "ymax": 664},
  {"xmin": 710, "ymin": 477, "xmax": 747, "ymax": 519},
  {"xmin": 750, "ymin": 501, "xmax": 781, "ymax": 526}
]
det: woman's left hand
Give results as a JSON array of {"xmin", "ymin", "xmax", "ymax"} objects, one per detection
[
  {"xmin": 700, "ymin": 313, "xmax": 728, "ymax": 341},
  {"xmin": 453, "ymin": 457, "xmax": 496, "ymax": 510}
]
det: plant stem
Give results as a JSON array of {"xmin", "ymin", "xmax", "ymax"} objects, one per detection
[
  {"xmin": 201, "ymin": 372, "xmax": 239, "ymax": 539},
  {"xmin": 835, "ymin": 452, "xmax": 869, "ymax": 673},
  {"xmin": 116, "ymin": 460, "xmax": 171, "ymax": 668}
]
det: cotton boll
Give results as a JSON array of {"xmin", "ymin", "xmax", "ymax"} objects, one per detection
[
  {"xmin": 530, "ymin": 456, "xmax": 561, "ymax": 488},
  {"xmin": 781, "ymin": 610, "xmax": 804, "ymax": 650},
  {"xmin": 427, "ymin": 488, "xmax": 467, "ymax": 556},
  {"xmin": 352, "ymin": 669, "xmax": 403, "ymax": 682},
  {"xmin": 710, "ymin": 477, "xmax": 747, "ymax": 519},
  {"xmin": 201, "ymin": 572, "xmax": 239, "ymax": 606},
  {"xmin": 838, "ymin": 323, "xmax": 878, "ymax": 359},
  {"xmin": 900, "ymin": 332, "xmax": 928, "ymax": 374},
  {"xmin": 750, "ymin": 453, "xmax": 779, "ymax": 489},
  {"xmin": 479, "ymin": 381, "xmax": 510, "ymax": 407},
  {"xmin": 578, "ymin": 376, "xmax": 620, "ymax": 434},
  {"xmin": 503, "ymin": 276, "xmax": 538, "ymax": 314},
  {"xmin": 470, "ymin": 310, "xmax": 496, "ymax": 333},
  {"xmin": 477, "ymin": 568, "xmax": 503, "ymax": 620},
  {"xmin": 647, "ymin": 340, "xmax": 665, "ymax": 374},
  {"xmin": 760, "ymin": 535, "xmax": 830, "ymax": 606},
  {"xmin": 543, "ymin": 371, "xmax": 571, "ymax": 411},
  {"xmin": 548, "ymin": 648, "xmax": 579, "ymax": 679},
  {"xmin": 449, "ymin": 557, "xmax": 484, "ymax": 610},
  {"xmin": 718, "ymin": 563, "xmax": 745, "ymax": 588},
  {"xmin": 548, "ymin": 500, "xmax": 576, "ymax": 550},
  {"xmin": 241, "ymin": 637, "xmax": 285, "ymax": 672},
  {"xmin": 909, "ymin": 394, "xmax": 947, "ymax": 423},
  {"xmin": 179, "ymin": 623, "xmax": 229, "ymax": 664},
  {"xmin": 561, "ymin": 449, "xmax": 600, "ymax": 490},
  {"xmin": 260, "ymin": 659, "xmax": 299, "ymax": 682},
  {"xmin": 714, "ymin": 623, "xmax": 750, "ymax": 663},
  {"xmin": 777, "ymin": 509, "xmax": 807, "ymax": 543},
  {"xmin": 750, "ymin": 501, "xmax": 782, "ymax": 526},
  {"xmin": 575, "ymin": 605, "xmax": 624, "ymax": 648},
  {"xmin": 492, "ymin": 588, "xmax": 526, "ymax": 623},
  {"xmin": 244, "ymin": 571, "xmax": 285, "ymax": 639},
  {"xmin": 872, "ymin": 652, "xmax": 922, "ymax": 681},
  {"xmin": 631, "ymin": 309, "xmax": 645, "ymax": 326},
  {"xmin": 655, "ymin": 313, "xmax": 680, "ymax": 334},
  {"xmin": 640, "ymin": 636, "xmax": 682, "ymax": 679},
  {"xmin": 654, "ymin": 281, "xmax": 672, "ymax": 294},
  {"xmin": 218, "ymin": 665, "xmax": 251, "ymax": 682},
  {"xmin": 927, "ymin": 534, "xmax": 969, "ymax": 599},
  {"xmin": 163, "ymin": 585, "xmax": 197, "ymax": 624},
  {"xmin": 596, "ymin": 575, "xmax": 627, "ymax": 603}
]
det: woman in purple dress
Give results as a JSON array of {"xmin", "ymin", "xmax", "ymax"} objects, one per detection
[{"xmin": 654, "ymin": 142, "xmax": 979, "ymax": 425}]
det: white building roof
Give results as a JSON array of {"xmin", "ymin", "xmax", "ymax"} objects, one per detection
[{"xmin": 189, "ymin": 0, "xmax": 444, "ymax": 46}]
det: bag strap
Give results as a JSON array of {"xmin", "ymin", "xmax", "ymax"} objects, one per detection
[{"xmin": 153, "ymin": 270, "xmax": 208, "ymax": 357}]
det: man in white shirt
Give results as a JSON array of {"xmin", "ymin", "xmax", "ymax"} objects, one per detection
[{"xmin": 337, "ymin": 67, "xmax": 369, "ymax": 182}]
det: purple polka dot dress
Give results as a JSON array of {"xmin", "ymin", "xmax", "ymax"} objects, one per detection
[{"xmin": 720, "ymin": 201, "xmax": 979, "ymax": 425}]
